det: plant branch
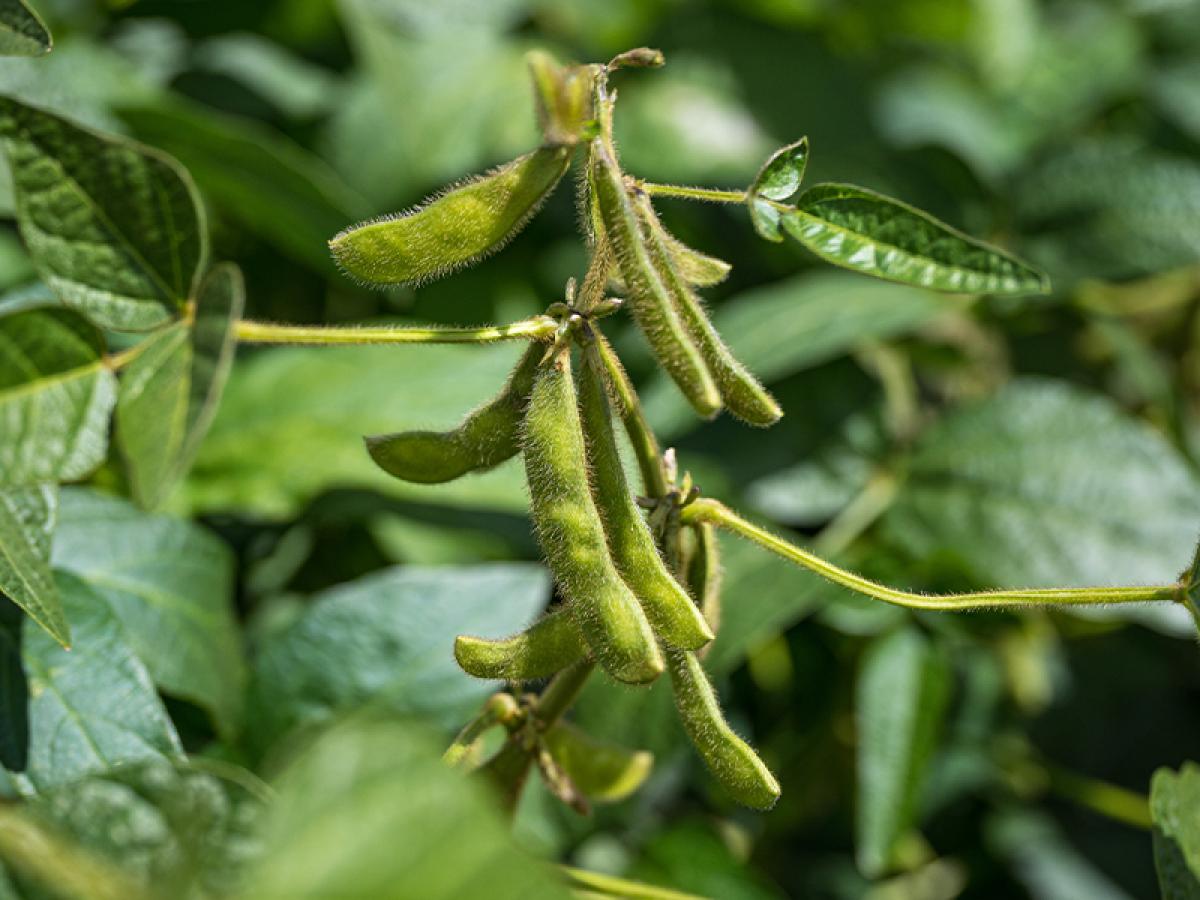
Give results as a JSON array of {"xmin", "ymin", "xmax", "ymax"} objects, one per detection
[
  {"xmin": 635, "ymin": 180, "xmax": 748, "ymax": 205},
  {"xmin": 684, "ymin": 498, "xmax": 1181, "ymax": 611},
  {"xmin": 234, "ymin": 316, "xmax": 559, "ymax": 346},
  {"xmin": 1046, "ymin": 765, "xmax": 1152, "ymax": 830},
  {"xmin": 560, "ymin": 866, "xmax": 705, "ymax": 900},
  {"xmin": 534, "ymin": 659, "xmax": 596, "ymax": 728}
]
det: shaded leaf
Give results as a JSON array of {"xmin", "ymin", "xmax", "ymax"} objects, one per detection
[
  {"xmin": 784, "ymin": 183, "xmax": 1049, "ymax": 295},
  {"xmin": 51, "ymin": 488, "xmax": 243, "ymax": 739},
  {"xmin": 748, "ymin": 137, "xmax": 808, "ymax": 241},
  {"xmin": 0, "ymin": 485, "xmax": 66, "ymax": 647},
  {"xmin": 0, "ymin": 0, "xmax": 50, "ymax": 57},
  {"xmin": 856, "ymin": 627, "xmax": 951, "ymax": 877},
  {"xmin": 0, "ymin": 309, "xmax": 116, "ymax": 489},
  {"xmin": 1151, "ymin": 762, "xmax": 1200, "ymax": 899},
  {"xmin": 0, "ymin": 600, "xmax": 27, "ymax": 772},
  {"xmin": 0, "ymin": 95, "xmax": 205, "ymax": 331}
]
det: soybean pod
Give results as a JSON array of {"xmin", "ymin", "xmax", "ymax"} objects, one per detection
[
  {"xmin": 577, "ymin": 343, "xmax": 713, "ymax": 650},
  {"xmin": 331, "ymin": 145, "xmax": 572, "ymax": 286},
  {"xmin": 588, "ymin": 140, "xmax": 721, "ymax": 418},
  {"xmin": 687, "ymin": 522, "xmax": 723, "ymax": 655},
  {"xmin": 667, "ymin": 648, "xmax": 780, "ymax": 810},
  {"xmin": 455, "ymin": 606, "xmax": 588, "ymax": 681},
  {"xmin": 636, "ymin": 194, "xmax": 783, "ymax": 427},
  {"xmin": 366, "ymin": 340, "xmax": 543, "ymax": 484},
  {"xmin": 523, "ymin": 346, "xmax": 664, "ymax": 684}
]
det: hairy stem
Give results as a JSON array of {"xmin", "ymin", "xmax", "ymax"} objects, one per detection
[
  {"xmin": 535, "ymin": 659, "xmax": 596, "ymax": 727},
  {"xmin": 685, "ymin": 498, "xmax": 1180, "ymax": 610},
  {"xmin": 635, "ymin": 181, "xmax": 748, "ymax": 205},
  {"xmin": 234, "ymin": 316, "xmax": 558, "ymax": 346}
]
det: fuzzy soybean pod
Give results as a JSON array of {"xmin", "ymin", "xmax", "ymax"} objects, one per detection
[
  {"xmin": 330, "ymin": 145, "xmax": 572, "ymax": 286},
  {"xmin": 577, "ymin": 344, "xmax": 713, "ymax": 650},
  {"xmin": 588, "ymin": 140, "xmax": 721, "ymax": 418},
  {"xmin": 687, "ymin": 522, "xmax": 723, "ymax": 654},
  {"xmin": 365, "ymin": 340, "xmax": 543, "ymax": 484},
  {"xmin": 524, "ymin": 347, "xmax": 664, "ymax": 684},
  {"xmin": 636, "ymin": 194, "xmax": 783, "ymax": 427},
  {"xmin": 454, "ymin": 606, "xmax": 588, "ymax": 681},
  {"xmin": 667, "ymin": 648, "xmax": 780, "ymax": 810}
]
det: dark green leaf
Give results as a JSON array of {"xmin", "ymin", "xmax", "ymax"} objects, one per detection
[
  {"xmin": 0, "ymin": 95, "xmax": 206, "ymax": 331},
  {"xmin": 856, "ymin": 626, "xmax": 951, "ymax": 877},
  {"xmin": 783, "ymin": 183, "xmax": 1049, "ymax": 295},
  {"xmin": 243, "ymin": 717, "xmax": 571, "ymax": 899},
  {"xmin": 245, "ymin": 564, "xmax": 549, "ymax": 756},
  {"xmin": 51, "ymin": 488, "xmax": 243, "ymax": 739},
  {"xmin": 748, "ymin": 137, "xmax": 808, "ymax": 242},
  {"xmin": 0, "ymin": 601, "xmax": 27, "ymax": 772},
  {"xmin": 0, "ymin": 309, "xmax": 117, "ymax": 489},
  {"xmin": 0, "ymin": 1, "xmax": 50, "ymax": 57},
  {"xmin": 1151, "ymin": 762, "xmax": 1200, "ymax": 899},
  {"xmin": 0, "ymin": 485, "xmax": 66, "ymax": 647}
]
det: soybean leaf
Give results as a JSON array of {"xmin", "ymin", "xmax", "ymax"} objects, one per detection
[
  {"xmin": 1151, "ymin": 762, "xmax": 1200, "ymax": 899},
  {"xmin": 12, "ymin": 571, "xmax": 181, "ymax": 793},
  {"xmin": 0, "ymin": 0, "xmax": 49, "ymax": 57},
  {"xmin": 0, "ymin": 485, "xmax": 66, "ymax": 647},
  {"xmin": 747, "ymin": 138, "xmax": 808, "ymax": 242},
  {"xmin": 0, "ymin": 600, "xmax": 27, "ymax": 772},
  {"xmin": 856, "ymin": 626, "xmax": 951, "ymax": 878},
  {"xmin": 193, "ymin": 33, "xmax": 340, "ymax": 119},
  {"xmin": 245, "ymin": 564, "xmax": 549, "ymax": 757},
  {"xmin": 0, "ymin": 309, "xmax": 117, "ymax": 489},
  {"xmin": 117, "ymin": 263, "xmax": 243, "ymax": 509},
  {"xmin": 883, "ymin": 378, "xmax": 1200, "ymax": 589},
  {"xmin": 782, "ymin": 183, "xmax": 1049, "ymax": 295},
  {"xmin": 0, "ymin": 95, "xmax": 206, "ymax": 331},
  {"xmin": 244, "ymin": 717, "xmax": 571, "ymax": 900},
  {"xmin": 51, "ymin": 488, "xmax": 243, "ymax": 739}
]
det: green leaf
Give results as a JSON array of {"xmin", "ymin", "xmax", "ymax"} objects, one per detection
[
  {"xmin": 0, "ymin": 485, "xmax": 66, "ymax": 647},
  {"xmin": 1151, "ymin": 762, "xmax": 1200, "ymax": 899},
  {"xmin": 51, "ymin": 488, "xmax": 243, "ymax": 739},
  {"xmin": 855, "ymin": 626, "xmax": 951, "ymax": 878},
  {"xmin": 245, "ymin": 564, "xmax": 549, "ymax": 757},
  {"xmin": 117, "ymin": 263, "xmax": 244, "ymax": 509},
  {"xmin": 542, "ymin": 722, "xmax": 652, "ymax": 803},
  {"xmin": 782, "ymin": 183, "xmax": 1049, "ymax": 295},
  {"xmin": 884, "ymin": 378, "xmax": 1200, "ymax": 589},
  {"xmin": 242, "ymin": 717, "xmax": 571, "ymax": 900},
  {"xmin": 0, "ymin": 601, "xmax": 28, "ymax": 772},
  {"xmin": 0, "ymin": 1, "xmax": 50, "ymax": 57},
  {"xmin": 0, "ymin": 95, "xmax": 206, "ymax": 331},
  {"xmin": 747, "ymin": 138, "xmax": 808, "ymax": 242},
  {"xmin": 0, "ymin": 309, "xmax": 117, "ymax": 489},
  {"xmin": 11, "ymin": 571, "xmax": 181, "ymax": 793}
]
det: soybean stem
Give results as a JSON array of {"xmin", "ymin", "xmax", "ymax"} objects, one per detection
[
  {"xmin": 560, "ymin": 866, "xmax": 705, "ymax": 900},
  {"xmin": 234, "ymin": 316, "xmax": 559, "ymax": 346},
  {"xmin": 685, "ymin": 498, "xmax": 1180, "ymax": 611},
  {"xmin": 636, "ymin": 181, "xmax": 748, "ymax": 205},
  {"xmin": 535, "ymin": 660, "xmax": 596, "ymax": 727},
  {"xmin": 1046, "ymin": 765, "xmax": 1152, "ymax": 830}
]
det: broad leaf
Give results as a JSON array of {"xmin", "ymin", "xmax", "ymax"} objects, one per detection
[
  {"xmin": 747, "ymin": 138, "xmax": 808, "ymax": 242},
  {"xmin": 782, "ymin": 183, "xmax": 1049, "ymax": 295},
  {"xmin": 117, "ymin": 263, "xmax": 243, "ymax": 509},
  {"xmin": 243, "ymin": 717, "xmax": 571, "ymax": 899},
  {"xmin": 1151, "ymin": 762, "xmax": 1200, "ymax": 899},
  {"xmin": 0, "ymin": 95, "xmax": 206, "ymax": 331},
  {"xmin": 884, "ymin": 378, "xmax": 1200, "ymax": 588},
  {"xmin": 11, "ymin": 571, "xmax": 181, "ymax": 793},
  {"xmin": 51, "ymin": 488, "xmax": 243, "ymax": 738},
  {"xmin": 0, "ymin": 485, "xmax": 66, "ymax": 646},
  {"xmin": 0, "ymin": 308, "xmax": 117, "ymax": 489},
  {"xmin": 855, "ymin": 626, "xmax": 951, "ymax": 877},
  {"xmin": 0, "ymin": 0, "xmax": 50, "ymax": 57},
  {"xmin": 245, "ymin": 564, "xmax": 549, "ymax": 756}
]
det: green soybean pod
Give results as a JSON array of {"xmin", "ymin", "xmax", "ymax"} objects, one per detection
[
  {"xmin": 687, "ymin": 522, "xmax": 723, "ymax": 652},
  {"xmin": 588, "ymin": 140, "xmax": 721, "ymax": 418},
  {"xmin": 330, "ymin": 145, "xmax": 572, "ymax": 286},
  {"xmin": 524, "ymin": 346, "xmax": 664, "ymax": 684},
  {"xmin": 636, "ymin": 194, "xmax": 782, "ymax": 427},
  {"xmin": 454, "ymin": 606, "xmax": 588, "ymax": 681},
  {"xmin": 577, "ymin": 344, "xmax": 713, "ymax": 650},
  {"xmin": 605, "ymin": 230, "xmax": 731, "ymax": 295},
  {"xmin": 365, "ymin": 340, "xmax": 543, "ymax": 483},
  {"xmin": 667, "ymin": 648, "xmax": 780, "ymax": 810}
]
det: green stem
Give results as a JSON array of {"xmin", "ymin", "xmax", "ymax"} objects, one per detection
[
  {"xmin": 234, "ymin": 316, "xmax": 558, "ymax": 346},
  {"xmin": 592, "ymin": 331, "xmax": 669, "ymax": 498},
  {"xmin": 1046, "ymin": 765, "xmax": 1152, "ymax": 830},
  {"xmin": 685, "ymin": 499, "xmax": 1180, "ymax": 611},
  {"xmin": 560, "ymin": 866, "xmax": 705, "ymax": 900},
  {"xmin": 636, "ymin": 181, "xmax": 748, "ymax": 205},
  {"xmin": 535, "ymin": 660, "xmax": 596, "ymax": 727}
]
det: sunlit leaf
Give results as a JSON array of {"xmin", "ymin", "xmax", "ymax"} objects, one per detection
[
  {"xmin": 747, "ymin": 137, "xmax": 808, "ymax": 241},
  {"xmin": 0, "ymin": 485, "xmax": 66, "ymax": 647},
  {"xmin": 0, "ymin": 0, "xmax": 50, "ymax": 57}
]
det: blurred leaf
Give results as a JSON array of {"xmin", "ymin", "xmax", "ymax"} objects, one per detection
[
  {"xmin": 0, "ymin": 599, "xmax": 27, "ymax": 772},
  {"xmin": 194, "ymin": 33, "xmax": 340, "ymax": 119},
  {"xmin": 0, "ymin": 486, "xmax": 65, "ymax": 648},
  {"xmin": 884, "ymin": 378, "xmax": 1200, "ymax": 587},
  {"xmin": 0, "ymin": 0, "xmax": 50, "ymax": 57},
  {"xmin": 0, "ymin": 309, "xmax": 117, "ymax": 490},
  {"xmin": 628, "ymin": 819, "xmax": 787, "ymax": 900},
  {"xmin": 10, "ymin": 572, "xmax": 181, "ymax": 793},
  {"xmin": 116, "ymin": 264, "xmax": 244, "ymax": 509},
  {"xmin": 242, "ymin": 717, "xmax": 571, "ymax": 899},
  {"xmin": 52, "ymin": 489, "xmax": 243, "ymax": 739},
  {"xmin": 1153, "ymin": 61, "xmax": 1200, "ymax": 142},
  {"xmin": 748, "ymin": 137, "xmax": 809, "ymax": 241},
  {"xmin": 0, "ymin": 96, "xmax": 205, "ymax": 332},
  {"xmin": 856, "ymin": 626, "xmax": 951, "ymax": 877},
  {"xmin": 1151, "ymin": 762, "xmax": 1200, "ymax": 899},
  {"xmin": 543, "ymin": 722, "xmax": 652, "ymax": 803},
  {"xmin": 245, "ymin": 564, "xmax": 549, "ymax": 756},
  {"xmin": 185, "ymin": 341, "xmax": 536, "ymax": 519}
]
